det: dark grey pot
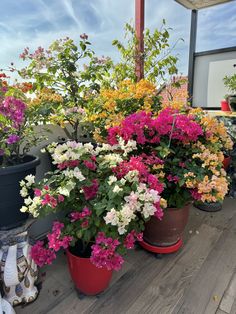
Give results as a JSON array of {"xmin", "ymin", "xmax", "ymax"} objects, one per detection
[
  {"xmin": 193, "ymin": 201, "xmax": 222, "ymax": 212},
  {"xmin": 0, "ymin": 155, "xmax": 40, "ymax": 230}
]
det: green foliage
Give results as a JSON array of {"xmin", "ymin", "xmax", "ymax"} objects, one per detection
[
  {"xmin": 111, "ymin": 21, "xmax": 182, "ymax": 84},
  {"xmin": 18, "ymin": 37, "xmax": 113, "ymax": 141},
  {"xmin": 224, "ymin": 73, "xmax": 236, "ymax": 95}
]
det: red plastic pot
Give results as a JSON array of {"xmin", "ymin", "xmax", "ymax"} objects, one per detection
[
  {"xmin": 143, "ymin": 204, "xmax": 190, "ymax": 247},
  {"xmin": 223, "ymin": 156, "xmax": 231, "ymax": 171},
  {"xmin": 221, "ymin": 100, "xmax": 231, "ymax": 112},
  {"xmin": 66, "ymin": 249, "xmax": 113, "ymax": 295}
]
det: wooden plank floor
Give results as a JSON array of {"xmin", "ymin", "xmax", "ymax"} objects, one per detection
[{"xmin": 15, "ymin": 198, "xmax": 236, "ymax": 314}]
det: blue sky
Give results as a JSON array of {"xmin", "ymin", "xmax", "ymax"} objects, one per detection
[{"xmin": 0, "ymin": 0, "xmax": 235, "ymax": 75}]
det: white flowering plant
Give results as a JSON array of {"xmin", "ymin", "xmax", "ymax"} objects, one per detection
[{"xmin": 20, "ymin": 140, "xmax": 166, "ymax": 270}]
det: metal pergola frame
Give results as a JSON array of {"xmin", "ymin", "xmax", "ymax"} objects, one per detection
[{"xmin": 134, "ymin": 0, "xmax": 235, "ymax": 104}]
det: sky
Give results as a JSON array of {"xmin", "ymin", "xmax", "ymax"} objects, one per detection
[{"xmin": 0, "ymin": 0, "xmax": 235, "ymax": 75}]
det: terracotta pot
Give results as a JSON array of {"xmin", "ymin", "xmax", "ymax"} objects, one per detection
[
  {"xmin": 66, "ymin": 248, "xmax": 112, "ymax": 295},
  {"xmin": 223, "ymin": 155, "xmax": 231, "ymax": 171},
  {"xmin": 143, "ymin": 204, "xmax": 190, "ymax": 247},
  {"xmin": 221, "ymin": 100, "xmax": 231, "ymax": 112}
]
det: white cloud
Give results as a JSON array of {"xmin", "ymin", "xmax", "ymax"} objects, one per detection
[{"xmin": 0, "ymin": 0, "xmax": 235, "ymax": 76}]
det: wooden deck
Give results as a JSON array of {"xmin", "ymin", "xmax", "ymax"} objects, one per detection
[{"xmin": 16, "ymin": 198, "xmax": 236, "ymax": 314}]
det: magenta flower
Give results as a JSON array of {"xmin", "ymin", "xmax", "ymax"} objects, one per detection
[
  {"xmin": 34, "ymin": 189, "xmax": 42, "ymax": 197},
  {"xmin": 30, "ymin": 241, "xmax": 56, "ymax": 267},
  {"xmin": 82, "ymin": 179, "xmax": 99, "ymax": 200},
  {"xmin": 91, "ymin": 232, "xmax": 124, "ymax": 271},
  {"xmin": 6, "ymin": 134, "xmax": 20, "ymax": 144},
  {"xmin": 83, "ymin": 160, "xmax": 97, "ymax": 171}
]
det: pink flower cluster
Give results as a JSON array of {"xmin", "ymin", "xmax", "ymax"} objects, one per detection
[
  {"xmin": 31, "ymin": 221, "xmax": 72, "ymax": 267},
  {"xmin": 82, "ymin": 179, "xmax": 99, "ymax": 200},
  {"xmin": 112, "ymin": 156, "xmax": 164, "ymax": 194},
  {"xmin": 167, "ymin": 174, "xmax": 179, "ymax": 184},
  {"xmin": 140, "ymin": 153, "xmax": 164, "ymax": 166},
  {"xmin": 146, "ymin": 174, "xmax": 164, "ymax": 194},
  {"xmin": 113, "ymin": 156, "xmax": 148, "ymax": 179},
  {"xmin": 41, "ymin": 192, "xmax": 64, "ymax": 208},
  {"xmin": 57, "ymin": 160, "xmax": 79, "ymax": 170},
  {"xmin": 0, "ymin": 96, "xmax": 26, "ymax": 128},
  {"xmin": 190, "ymin": 189, "xmax": 202, "ymax": 201},
  {"xmin": 34, "ymin": 185, "xmax": 64, "ymax": 208},
  {"xmin": 47, "ymin": 221, "xmax": 72, "ymax": 252},
  {"xmin": 30, "ymin": 241, "xmax": 56, "ymax": 267},
  {"xmin": 124, "ymin": 230, "xmax": 143, "ymax": 249},
  {"xmin": 154, "ymin": 202, "xmax": 164, "ymax": 220},
  {"xmin": 70, "ymin": 207, "xmax": 92, "ymax": 229},
  {"xmin": 83, "ymin": 159, "xmax": 97, "ymax": 171},
  {"xmin": 108, "ymin": 109, "xmax": 203, "ymax": 145},
  {"xmin": 91, "ymin": 232, "xmax": 124, "ymax": 271}
]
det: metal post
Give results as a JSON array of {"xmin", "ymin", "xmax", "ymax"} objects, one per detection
[
  {"xmin": 188, "ymin": 9, "xmax": 198, "ymax": 104},
  {"xmin": 135, "ymin": 0, "xmax": 145, "ymax": 81}
]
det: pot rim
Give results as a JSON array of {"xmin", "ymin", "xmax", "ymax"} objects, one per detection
[
  {"xmin": 66, "ymin": 247, "xmax": 91, "ymax": 260},
  {"xmin": 0, "ymin": 155, "xmax": 40, "ymax": 175},
  {"xmin": 166, "ymin": 203, "xmax": 191, "ymax": 211}
]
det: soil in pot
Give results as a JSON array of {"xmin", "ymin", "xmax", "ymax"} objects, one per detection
[
  {"xmin": 0, "ymin": 155, "xmax": 40, "ymax": 230},
  {"xmin": 143, "ymin": 204, "xmax": 190, "ymax": 247},
  {"xmin": 66, "ymin": 242, "xmax": 113, "ymax": 296}
]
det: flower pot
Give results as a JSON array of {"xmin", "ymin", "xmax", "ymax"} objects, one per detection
[
  {"xmin": 223, "ymin": 155, "xmax": 231, "ymax": 171},
  {"xmin": 0, "ymin": 155, "xmax": 40, "ymax": 230},
  {"xmin": 143, "ymin": 204, "xmax": 190, "ymax": 247},
  {"xmin": 194, "ymin": 201, "xmax": 222, "ymax": 212},
  {"xmin": 66, "ymin": 248, "xmax": 112, "ymax": 295},
  {"xmin": 221, "ymin": 100, "xmax": 231, "ymax": 112},
  {"xmin": 228, "ymin": 95, "xmax": 236, "ymax": 112}
]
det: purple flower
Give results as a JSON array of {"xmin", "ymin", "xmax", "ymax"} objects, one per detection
[
  {"xmin": 6, "ymin": 134, "xmax": 20, "ymax": 144},
  {"xmin": 0, "ymin": 149, "xmax": 4, "ymax": 156}
]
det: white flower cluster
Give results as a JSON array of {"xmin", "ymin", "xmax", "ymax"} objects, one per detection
[
  {"xmin": 19, "ymin": 175, "xmax": 35, "ymax": 197},
  {"xmin": 50, "ymin": 141, "xmax": 95, "ymax": 165},
  {"xmin": 63, "ymin": 167, "xmax": 85, "ymax": 181},
  {"xmin": 20, "ymin": 196, "xmax": 41, "ymax": 217},
  {"xmin": 100, "ymin": 153, "xmax": 123, "ymax": 167},
  {"xmin": 104, "ymin": 183, "xmax": 160, "ymax": 235},
  {"xmin": 118, "ymin": 138, "xmax": 137, "ymax": 156},
  {"xmin": 57, "ymin": 180, "xmax": 76, "ymax": 196}
]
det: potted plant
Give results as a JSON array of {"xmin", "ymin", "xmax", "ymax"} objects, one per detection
[
  {"xmin": 107, "ymin": 107, "xmax": 231, "ymax": 251},
  {"xmin": 20, "ymin": 140, "xmax": 166, "ymax": 295},
  {"xmin": 17, "ymin": 36, "xmax": 112, "ymax": 142},
  {"xmin": 223, "ymin": 70, "xmax": 236, "ymax": 112},
  {"xmin": 191, "ymin": 109, "xmax": 233, "ymax": 212},
  {"xmin": 0, "ymin": 74, "xmax": 48, "ymax": 230}
]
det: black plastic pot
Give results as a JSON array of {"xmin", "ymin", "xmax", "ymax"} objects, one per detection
[
  {"xmin": 193, "ymin": 201, "xmax": 222, "ymax": 212},
  {"xmin": 0, "ymin": 155, "xmax": 40, "ymax": 230},
  {"xmin": 228, "ymin": 95, "xmax": 236, "ymax": 112}
]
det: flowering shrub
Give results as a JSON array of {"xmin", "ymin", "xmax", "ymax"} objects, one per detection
[
  {"xmin": 107, "ymin": 107, "xmax": 232, "ymax": 206},
  {"xmin": 18, "ymin": 37, "xmax": 112, "ymax": 141},
  {"xmin": 20, "ymin": 140, "xmax": 166, "ymax": 270},
  {"xmin": 88, "ymin": 79, "xmax": 161, "ymax": 141},
  {"xmin": 0, "ymin": 74, "xmax": 47, "ymax": 166}
]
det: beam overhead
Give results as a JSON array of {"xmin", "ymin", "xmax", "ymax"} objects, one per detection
[{"xmin": 175, "ymin": 0, "xmax": 234, "ymax": 10}]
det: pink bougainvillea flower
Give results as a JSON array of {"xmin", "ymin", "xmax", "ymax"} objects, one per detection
[
  {"xmin": 34, "ymin": 189, "xmax": 42, "ymax": 197},
  {"xmin": 91, "ymin": 232, "xmax": 124, "ymax": 271},
  {"xmin": 82, "ymin": 179, "xmax": 99, "ymax": 200},
  {"xmin": 30, "ymin": 241, "xmax": 56, "ymax": 267},
  {"xmin": 83, "ymin": 160, "xmax": 97, "ymax": 171},
  {"xmin": 57, "ymin": 194, "xmax": 64, "ymax": 203}
]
